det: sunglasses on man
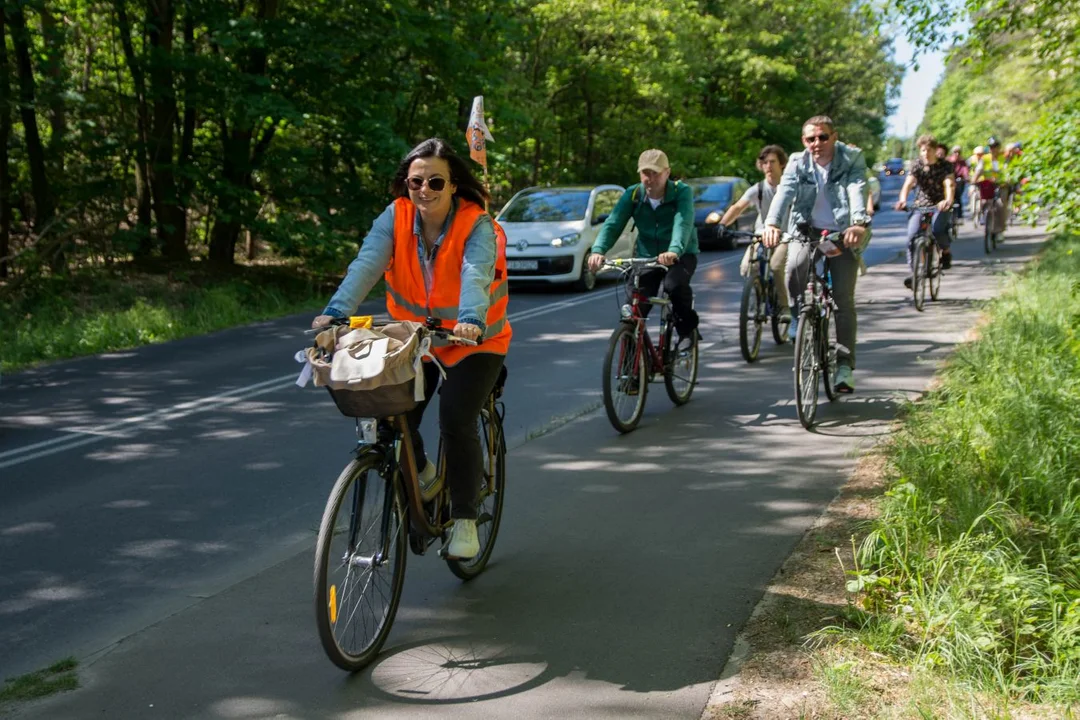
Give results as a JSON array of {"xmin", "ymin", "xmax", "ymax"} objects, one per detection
[
  {"xmin": 802, "ymin": 133, "xmax": 832, "ymax": 144},
  {"xmin": 407, "ymin": 176, "xmax": 448, "ymax": 192}
]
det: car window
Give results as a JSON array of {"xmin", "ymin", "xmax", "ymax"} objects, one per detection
[
  {"xmin": 687, "ymin": 182, "xmax": 733, "ymax": 205},
  {"xmin": 498, "ymin": 189, "xmax": 591, "ymax": 222},
  {"xmin": 591, "ymin": 190, "xmax": 621, "ymax": 222}
]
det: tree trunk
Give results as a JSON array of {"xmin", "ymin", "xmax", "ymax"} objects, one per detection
[
  {"xmin": 0, "ymin": 11, "xmax": 11, "ymax": 279},
  {"xmin": 208, "ymin": 0, "xmax": 279, "ymax": 266},
  {"xmin": 40, "ymin": 5, "xmax": 66, "ymax": 173},
  {"xmin": 6, "ymin": 1, "xmax": 57, "ymax": 267},
  {"xmin": 178, "ymin": 8, "xmax": 195, "ymax": 209},
  {"xmin": 115, "ymin": 0, "xmax": 153, "ymax": 253},
  {"xmin": 146, "ymin": 0, "xmax": 188, "ymax": 261}
]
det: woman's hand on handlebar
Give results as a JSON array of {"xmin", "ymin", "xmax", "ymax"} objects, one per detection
[
  {"xmin": 894, "ymin": 199, "xmax": 908, "ymax": 211},
  {"xmin": 587, "ymin": 252, "xmax": 606, "ymax": 273},
  {"xmin": 453, "ymin": 322, "xmax": 482, "ymax": 343},
  {"xmin": 762, "ymin": 225, "xmax": 782, "ymax": 248},
  {"xmin": 311, "ymin": 314, "xmax": 334, "ymax": 329}
]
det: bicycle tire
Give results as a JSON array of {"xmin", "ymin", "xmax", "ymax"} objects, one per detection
[
  {"xmin": 663, "ymin": 320, "xmax": 698, "ymax": 405},
  {"xmin": 602, "ymin": 322, "xmax": 648, "ymax": 433},
  {"xmin": 821, "ymin": 308, "xmax": 838, "ymax": 402},
  {"xmin": 913, "ymin": 239, "xmax": 927, "ymax": 312},
  {"xmin": 929, "ymin": 244, "xmax": 941, "ymax": 301},
  {"xmin": 739, "ymin": 275, "xmax": 764, "ymax": 363},
  {"xmin": 315, "ymin": 453, "xmax": 407, "ymax": 672},
  {"xmin": 984, "ymin": 210, "xmax": 992, "ymax": 254},
  {"xmin": 446, "ymin": 406, "xmax": 506, "ymax": 580},
  {"xmin": 793, "ymin": 311, "xmax": 819, "ymax": 430}
]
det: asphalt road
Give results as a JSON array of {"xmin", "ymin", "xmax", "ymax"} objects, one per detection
[{"xmin": 0, "ymin": 176, "xmax": 1046, "ymax": 718}]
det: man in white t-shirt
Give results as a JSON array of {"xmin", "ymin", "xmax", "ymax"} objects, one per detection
[{"xmin": 719, "ymin": 144, "xmax": 793, "ymax": 336}]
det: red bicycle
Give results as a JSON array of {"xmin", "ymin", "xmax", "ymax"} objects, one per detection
[{"xmin": 600, "ymin": 258, "xmax": 699, "ymax": 433}]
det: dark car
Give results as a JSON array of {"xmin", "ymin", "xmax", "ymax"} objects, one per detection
[
  {"xmin": 684, "ymin": 176, "xmax": 756, "ymax": 250},
  {"xmin": 883, "ymin": 158, "xmax": 905, "ymax": 176}
]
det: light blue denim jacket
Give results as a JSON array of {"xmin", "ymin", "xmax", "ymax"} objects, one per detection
[
  {"xmin": 765, "ymin": 142, "xmax": 870, "ymax": 232},
  {"xmin": 323, "ymin": 198, "xmax": 496, "ymax": 331}
]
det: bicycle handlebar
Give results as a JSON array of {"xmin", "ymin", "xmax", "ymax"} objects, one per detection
[
  {"xmin": 601, "ymin": 257, "xmax": 668, "ymax": 271},
  {"xmin": 313, "ymin": 315, "xmax": 479, "ymax": 346}
]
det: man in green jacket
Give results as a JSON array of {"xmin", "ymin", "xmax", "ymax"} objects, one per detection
[{"xmin": 587, "ymin": 148, "xmax": 699, "ymax": 337}]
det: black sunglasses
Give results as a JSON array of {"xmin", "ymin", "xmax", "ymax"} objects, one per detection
[
  {"xmin": 803, "ymin": 133, "xmax": 831, "ymax": 144},
  {"xmin": 407, "ymin": 176, "xmax": 447, "ymax": 192}
]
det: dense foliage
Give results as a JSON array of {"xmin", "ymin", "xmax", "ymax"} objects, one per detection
[{"xmin": 0, "ymin": 0, "xmax": 900, "ymax": 282}]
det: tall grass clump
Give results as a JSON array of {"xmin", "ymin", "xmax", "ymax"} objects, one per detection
[{"xmin": 842, "ymin": 235, "xmax": 1080, "ymax": 703}]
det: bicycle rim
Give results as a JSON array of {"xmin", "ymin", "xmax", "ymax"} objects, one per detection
[
  {"xmin": 739, "ymin": 276, "xmax": 764, "ymax": 363},
  {"xmin": 793, "ymin": 313, "xmax": 819, "ymax": 429},
  {"xmin": 913, "ymin": 243, "xmax": 927, "ymax": 312},
  {"xmin": 664, "ymin": 323, "xmax": 698, "ymax": 405},
  {"xmin": 984, "ymin": 215, "xmax": 992, "ymax": 254},
  {"xmin": 602, "ymin": 322, "xmax": 647, "ymax": 433},
  {"xmin": 314, "ymin": 455, "xmax": 407, "ymax": 672},
  {"xmin": 446, "ymin": 406, "xmax": 506, "ymax": 580}
]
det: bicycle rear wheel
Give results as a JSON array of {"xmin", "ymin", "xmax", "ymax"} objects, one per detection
[
  {"xmin": 770, "ymin": 282, "xmax": 790, "ymax": 345},
  {"xmin": 912, "ymin": 239, "xmax": 927, "ymax": 312},
  {"xmin": 929, "ymin": 244, "xmax": 942, "ymax": 301},
  {"xmin": 793, "ymin": 311, "xmax": 819, "ymax": 429},
  {"xmin": 663, "ymin": 320, "xmax": 698, "ymax": 405},
  {"xmin": 602, "ymin": 322, "xmax": 648, "ymax": 433},
  {"xmin": 446, "ymin": 405, "xmax": 506, "ymax": 580},
  {"xmin": 739, "ymin": 275, "xmax": 764, "ymax": 363},
  {"xmin": 315, "ymin": 453, "xmax": 407, "ymax": 672}
]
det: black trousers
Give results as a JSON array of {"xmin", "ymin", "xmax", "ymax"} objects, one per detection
[
  {"xmin": 632, "ymin": 253, "xmax": 698, "ymax": 335},
  {"xmin": 406, "ymin": 352, "xmax": 505, "ymax": 519}
]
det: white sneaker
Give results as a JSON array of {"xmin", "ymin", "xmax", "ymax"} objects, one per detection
[{"xmin": 447, "ymin": 519, "xmax": 480, "ymax": 559}]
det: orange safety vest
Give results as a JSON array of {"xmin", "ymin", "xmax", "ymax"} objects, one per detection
[{"xmin": 386, "ymin": 197, "xmax": 511, "ymax": 366}]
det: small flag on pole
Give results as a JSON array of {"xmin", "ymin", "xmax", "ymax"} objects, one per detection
[{"xmin": 466, "ymin": 96, "xmax": 494, "ymax": 171}]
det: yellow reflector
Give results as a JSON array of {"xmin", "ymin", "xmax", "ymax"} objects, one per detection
[
  {"xmin": 329, "ymin": 584, "xmax": 338, "ymax": 625},
  {"xmin": 349, "ymin": 316, "xmax": 373, "ymax": 329}
]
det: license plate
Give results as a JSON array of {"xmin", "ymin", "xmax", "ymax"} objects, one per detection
[{"xmin": 507, "ymin": 260, "xmax": 539, "ymax": 271}]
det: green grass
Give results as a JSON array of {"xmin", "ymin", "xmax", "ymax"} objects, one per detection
[
  {"xmin": 0, "ymin": 262, "xmax": 381, "ymax": 372},
  {"xmin": 819, "ymin": 234, "xmax": 1080, "ymax": 704},
  {"xmin": 0, "ymin": 657, "xmax": 78, "ymax": 705}
]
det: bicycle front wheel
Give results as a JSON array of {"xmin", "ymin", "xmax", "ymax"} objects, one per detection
[
  {"xmin": 912, "ymin": 240, "xmax": 927, "ymax": 312},
  {"xmin": 984, "ymin": 211, "xmax": 993, "ymax": 254},
  {"xmin": 446, "ymin": 405, "xmax": 506, "ymax": 580},
  {"xmin": 602, "ymin": 322, "xmax": 648, "ymax": 433},
  {"xmin": 314, "ymin": 453, "xmax": 407, "ymax": 672},
  {"xmin": 739, "ymin": 275, "xmax": 764, "ymax": 363},
  {"xmin": 663, "ymin": 321, "xmax": 698, "ymax": 405},
  {"xmin": 793, "ymin": 311, "xmax": 819, "ymax": 430}
]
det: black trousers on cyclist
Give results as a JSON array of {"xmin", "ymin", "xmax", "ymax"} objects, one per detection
[
  {"xmin": 406, "ymin": 352, "xmax": 505, "ymax": 520},
  {"xmin": 632, "ymin": 253, "xmax": 699, "ymax": 336}
]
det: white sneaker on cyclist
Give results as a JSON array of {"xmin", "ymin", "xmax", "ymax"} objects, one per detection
[{"xmin": 447, "ymin": 519, "xmax": 479, "ymax": 559}]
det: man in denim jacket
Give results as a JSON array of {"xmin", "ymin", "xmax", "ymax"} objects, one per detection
[{"xmin": 762, "ymin": 115, "xmax": 870, "ymax": 394}]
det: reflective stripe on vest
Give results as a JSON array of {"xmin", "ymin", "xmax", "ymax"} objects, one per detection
[{"xmin": 386, "ymin": 197, "xmax": 512, "ymax": 365}]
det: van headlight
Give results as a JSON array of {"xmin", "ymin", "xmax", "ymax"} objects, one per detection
[
  {"xmin": 550, "ymin": 233, "xmax": 580, "ymax": 248},
  {"xmin": 705, "ymin": 212, "xmax": 721, "ymax": 224}
]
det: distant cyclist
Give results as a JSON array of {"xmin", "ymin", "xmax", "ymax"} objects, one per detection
[
  {"xmin": 763, "ymin": 115, "xmax": 871, "ymax": 394},
  {"xmin": 895, "ymin": 134, "xmax": 955, "ymax": 287},
  {"xmin": 946, "ymin": 145, "xmax": 968, "ymax": 219},
  {"xmin": 718, "ymin": 144, "xmax": 793, "ymax": 337},
  {"xmin": 587, "ymin": 148, "xmax": 699, "ymax": 341},
  {"xmin": 971, "ymin": 136, "xmax": 1009, "ymax": 241}
]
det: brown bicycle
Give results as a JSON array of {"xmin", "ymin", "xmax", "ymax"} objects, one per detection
[{"xmin": 311, "ymin": 317, "xmax": 507, "ymax": 672}]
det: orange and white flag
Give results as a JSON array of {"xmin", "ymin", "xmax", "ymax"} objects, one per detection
[{"xmin": 466, "ymin": 96, "xmax": 494, "ymax": 170}]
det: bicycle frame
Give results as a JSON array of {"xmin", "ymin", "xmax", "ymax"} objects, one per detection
[
  {"xmin": 751, "ymin": 241, "xmax": 779, "ymax": 314},
  {"xmin": 623, "ymin": 270, "xmax": 672, "ymax": 380}
]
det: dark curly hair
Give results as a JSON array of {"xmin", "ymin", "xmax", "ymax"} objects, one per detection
[
  {"xmin": 390, "ymin": 138, "xmax": 490, "ymax": 208},
  {"xmin": 757, "ymin": 144, "xmax": 788, "ymax": 168}
]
